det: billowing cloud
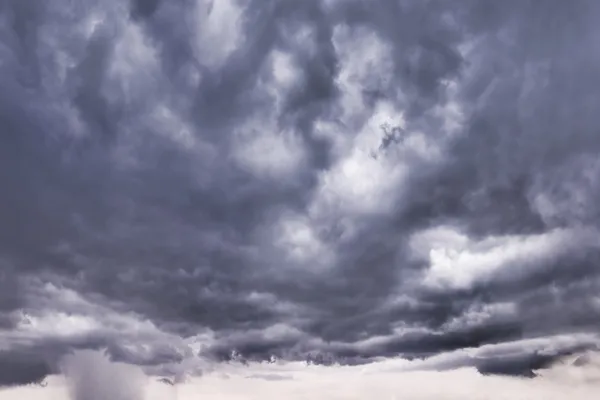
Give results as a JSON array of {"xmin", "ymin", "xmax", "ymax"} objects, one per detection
[{"xmin": 1, "ymin": 0, "xmax": 600, "ymax": 390}]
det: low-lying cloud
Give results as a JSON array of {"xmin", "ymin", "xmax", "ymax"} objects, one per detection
[
  {"xmin": 60, "ymin": 350, "xmax": 147, "ymax": 400},
  {"xmin": 1, "ymin": 349, "xmax": 600, "ymax": 400}
]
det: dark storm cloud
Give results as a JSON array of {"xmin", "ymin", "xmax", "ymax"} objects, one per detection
[
  {"xmin": 475, "ymin": 350, "xmax": 574, "ymax": 378},
  {"xmin": 1, "ymin": 0, "xmax": 600, "ymax": 386},
  {"xmin": 401, "ymin": 339, "xmax": 599, "ymax": 378},
  {"xmin": 0, "ymin": 349, "xmax": 51, "ymax": 387}
]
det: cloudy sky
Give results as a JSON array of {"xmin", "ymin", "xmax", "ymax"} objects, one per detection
[{"xmin": 1, "ymin": 0, "xmax": 600, "ymax": 397}]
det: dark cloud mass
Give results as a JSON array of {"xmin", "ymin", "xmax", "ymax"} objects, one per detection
[
  {"xmin": 0, "ymin": 350, "xmax": 49, "ymax": 387},
  {"xmin": 1, "ymin": 0, "xmax": 600, "ymax": 386}
]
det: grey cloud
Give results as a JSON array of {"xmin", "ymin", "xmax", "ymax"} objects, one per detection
[
  {"xmin": 60, "ymin": 350, "xmax": 147, "ymax": 400},
  {"xmin": 130, "ymin": 0, "xmax": 161, "ymax": 21},
  {"xmin": 245, "ymin": 373, "xmax": 293, "ymax": 381},
  {"xmin": 1, "ymin": 0, "xmax": 600, "ymax": 386},
  {"xmin": 0, "ymin": 350, "xmax": 50, "ymax": 387},
  {"xmin": 414, "ymin": 341, "xmax": 599, "ymax": 379},
  {"xmin": 475, "ymin": 351, "xmax": 571, "ymax": 378}
]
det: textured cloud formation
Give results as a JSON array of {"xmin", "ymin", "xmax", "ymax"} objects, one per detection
[{"xmin": 1, "ymin": 0, "xmax": 600, "ymax": 388}]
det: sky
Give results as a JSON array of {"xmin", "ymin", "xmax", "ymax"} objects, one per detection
[{"xmin": 1, "ymin": 0, "xmax": 600, "ymax": 397}]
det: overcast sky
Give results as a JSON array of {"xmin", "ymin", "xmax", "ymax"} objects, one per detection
[{"xmin": 1, "ymin": 0, "xmax": 600, "ymax": 395}]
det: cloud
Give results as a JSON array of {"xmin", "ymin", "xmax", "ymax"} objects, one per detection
[
  {"xmin": 409, "ymin": 225, "xmax": 599, "ymax": 290},
  {"xmin": 2, "ymin": 349, "xmax": 600, "ymax": 400},
  {"xmin": 0, "ymin": 350, "xmax": 49, "ymax": 387},
  {"xmin": 60, "ymin": 350, "xmax": 147, "ymax": 400},
  {"xmin": 1, "ymin": 0, "xmax": 600, "ymax": 387}
]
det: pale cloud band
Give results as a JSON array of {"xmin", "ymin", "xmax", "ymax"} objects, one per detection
[{"xmin": 2, "ymin": 349, "xmax": 600, "ymax": 400}]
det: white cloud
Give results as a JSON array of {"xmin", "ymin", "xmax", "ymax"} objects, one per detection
[
  {"xmin": 107, "ymin": 21, "xmax": 160, "ymax": 105},
  {"xmin": 3, "ymin": 347, "xmax": 600, "ymax": 400},
  {"xmin": 329, "ymin": 25, "xmax": 395, "ymax": 137},
  {"xmin": 163, "ymin": 364, "xmax": 600, "ymax": 400},
  {"xmin": 311, "ymin": 103, "xmax": 407, "ymax": 217},
  {"xmin": 442, "ymin": 302, "xmax": 516, "ymax": 332},
  {"xmin": 271, "ymin": 211, "xmax": 336, "ymax": 271},
  {"xmin": 147, "ymin": 104, "xmax": 205, "ymax": 153},
  {"xmin": 264, "ymin": 49, "xmax": 303, "ymax": 107},
  {"xmin": 410, "ymin": 225, "xmax": 600, "ymax": 290},
  {"xmin": 231, "ymin": 121, "xmax": 307, "ymax": 181},
  {"xmin": 230, "ymin": 45, "xmax": 310, "ymax": 182},
  {"xmin": 270, "ymin": 51, "xmax": 298, "ymax": 89},
  {"xmin": 311, "ymin": 99, "xmax": 445, "ymax": 223},
  {"xmin": 193, "ymin": 0, "xmax": 245, "ymax": 70}
]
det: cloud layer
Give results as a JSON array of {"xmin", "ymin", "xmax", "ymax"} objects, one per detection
[
  {"xmin": 2, "ymin": 349, "xmax": 600, "ymax": 400},
  {"xmin": 1, "ymin": 0, "xmax": 600, "ymax": 386}
]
